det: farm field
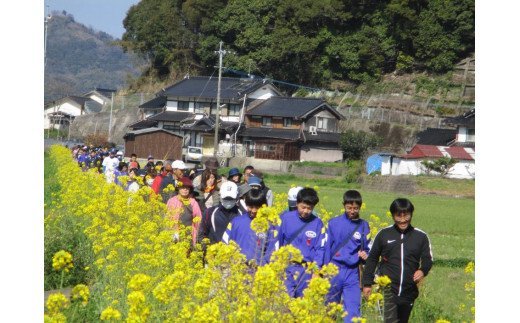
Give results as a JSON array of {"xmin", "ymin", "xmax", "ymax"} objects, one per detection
[{"xmin": 44, "ymin": 149, "xmax": 474, "ymax": 322}]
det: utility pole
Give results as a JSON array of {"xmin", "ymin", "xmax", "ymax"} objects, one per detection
[
  {"xmin": 213, "ymin": 41, "xmax": 226, "ymax": 156},
  {"xmin": 44, "ymin": 6, "xmax": 51, "ymax": 68},
  {"xmin": 108, "ymin": 92, "xmax": 114, "ymax": 143}
]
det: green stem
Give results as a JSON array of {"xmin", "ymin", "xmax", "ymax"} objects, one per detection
[{"xmin": 59, "ymin": 270, "xmax": 65, "ymax": 290}]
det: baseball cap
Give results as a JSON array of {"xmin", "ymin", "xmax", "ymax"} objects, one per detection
[
  {"xmin": 220, "ymin": 181, "xmax": 238, "ymax": 199},
  {"xmin": 116, "ymin": 151, "xmax": 123, "ymax": 156},
  {"xmin": 288, "ymin": 186, "xmax": 303, "ymax": 208},
  {"xmin": 238, "ymin": 183, "xmax": 252, "ymax": 198},
  {"xmin": 172, "ymin": 160, "xmax": 187, "ymax": 170},
  {"xmin": 148, "ymin": 155, "xmax": 154, "ymax": 160},
  {"xmin": 248, "ymin": 176, "xmax": 262, "ymax": 187}
]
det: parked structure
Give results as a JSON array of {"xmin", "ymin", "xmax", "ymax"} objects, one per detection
[
  {"xmin": 379, "ymin": 109, "xmax": 475, "ymax": 179},
  {"xmin": 123, "ymin": 128, "xmax": 183, "ymax": 160}
]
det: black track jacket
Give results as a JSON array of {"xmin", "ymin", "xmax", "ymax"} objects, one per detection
[{"xmin": 362, "ymin": 224, "xmax": 433, "ymax": 301}]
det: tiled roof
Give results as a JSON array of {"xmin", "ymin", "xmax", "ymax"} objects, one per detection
[
  {"xmin": 401, "ymin": 144, "xmax": 474, "ymax": 160},
  {"xmin": 246, "ymin": 97, "xmax": 342, "ymax": 119},
  {"xmin": 162, "ymin": 76, "xmax": 270, "ymax": 101},
  {"xmin": 139, "ymin": 96, "xmax": 167, "ymax": 109},
  {"xmin": 123, "ymin": 127, "xmax": 182, "ymax": 138},
  {"xmin": 148, "ymin": 111, "xmax": 194, "ymax": 122},
  {"xmin": 416, "ymin": 128, "xmax": 456, "ymax": 146},
  {"xmin": 443, "ymin": 109, "xmax": 475, "ymax": 127},
  {"xmin": 67, "ymin": 96, "xmax": 90, "ymax": 106},
  {"xmin": 84, "ymin": 100, "xmax": 103, "ymax": 113},
  {"xmin": 128, "ymin": 119, "xmax": 158, "ymax": 130}
]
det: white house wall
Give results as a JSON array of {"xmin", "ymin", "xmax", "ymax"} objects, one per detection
[
  {"xmin": 248, "ymin": 86, "xmax": 278, "ymax": 100},
  {"xmin": 381, "ymin": 156, "xmax": 392, "ymax": 175},
  {"xmin": 457, "ymin": 126, "xmax": 467, "ymax": 142},
  {"xmin": 382, "ymin": 157, "xmax": 475, "ymax": 179}
]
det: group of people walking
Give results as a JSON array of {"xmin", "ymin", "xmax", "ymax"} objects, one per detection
[{"xmin": 70, "ymin": 145, "xmax": 433, "ymax": 323}]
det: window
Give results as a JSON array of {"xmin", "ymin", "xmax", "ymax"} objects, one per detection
[
  {"xmin": 209, "ymin": 103, "xmax": 217, "ymax": 115},
  {"xmin": 177, "ymin": 101, "xmax": 190, "ymax": 111},
  {"xmin": 317, "ymin": 117, "xmax": 329, "ymax": 130},
  {"xmin": 283, "ymin": 118, "xmax": 293, "ymax": 127},
  {"xmin": 228, "ymin": 104, "xmax": 241, "ymax": 116},
  {"xmin": 163, "ymin": 122, "xmax": 179, "ymax": 131},
  {"xmin": 262, "ymin": 117, "xmax": 272, "ymax": 127}
]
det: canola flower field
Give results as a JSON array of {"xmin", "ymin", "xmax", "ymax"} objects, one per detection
[{"xmin": 44, "ymin": 145, "xmax": 475, "ymax": 322}]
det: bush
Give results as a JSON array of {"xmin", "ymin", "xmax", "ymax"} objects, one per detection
[{"xmin": 345, "ymin": 160, "xmax": 364, "ymax": 183}]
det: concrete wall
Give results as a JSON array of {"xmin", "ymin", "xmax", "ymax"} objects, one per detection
[
  {"xmin": 68, "ymin": 106, "xmax": 141, "ymax": 145},
  {"xmin": 228, "ymin": 157, "xmax": 292, "ymax": 172},
  {"xmin": 300, "ymin": 146, "xmax": 342, "ymax": 162}
]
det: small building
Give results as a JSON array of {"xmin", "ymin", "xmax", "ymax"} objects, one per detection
[
  {"xmin": 43, "ymin": 95, "xmax": 103, "ymax": 130},
  {"xmin": 381, "ymin": 144, "xmax": 475, "ymax": 179},
  {"xmin": 123, "ymin": 128, "xmax": 183, "ymax": 160}
]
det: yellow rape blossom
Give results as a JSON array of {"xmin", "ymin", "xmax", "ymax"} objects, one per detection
[
  {"xmin": 52, "ymin": 250, "xmax": 74, "ymax": 273},
  {"xmin": 46, "ymin": 293, "xmax": 69, "ymax": 315},
  {"xmin": 375, "ymin": 275, "xmax": 392, "ymax": 287},
  {"xmin": 71, "ymin": 284, "xmax": 89, "ymax": 305},
  {"xmin": 100, "ymin": 306, "xmax": 122, "ymax": 321}
]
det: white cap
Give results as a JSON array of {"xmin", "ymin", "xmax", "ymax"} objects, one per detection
[
  {"xmin": 116, "ymin": 151, "xmax": 123, "ymax": 156},
  {"xmin": 220, "ymin": 181, "xmax": 238, "ymax": 199},
  {"xmin": 288, "ymin": 186, "xmax": 303, "ymax": 201},
  {"xmin": 172, "ymin": 160, "xmax": 187, "ymax": 170}
]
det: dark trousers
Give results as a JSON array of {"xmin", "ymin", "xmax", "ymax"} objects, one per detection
[{"xmin": 383, "ymin": 288, "xmax": 414, "ymax": 323}]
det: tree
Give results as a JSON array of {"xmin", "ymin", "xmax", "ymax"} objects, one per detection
[
  {"xmin": 420, "ymin": 157, "xmax": 458, "ymax": 177},
  {"xmin": 339, "ymin": 130, "xmax": 382, "ymax": 161}
]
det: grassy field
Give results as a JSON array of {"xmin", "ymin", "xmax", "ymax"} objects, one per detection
[{"xmin": 265, "ymin": 177, "xmax": 474, "ymax": 321}]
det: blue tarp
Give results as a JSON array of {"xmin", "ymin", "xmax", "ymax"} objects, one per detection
[{"xmin": 366, "ymin": 154, "xmax": 383, "ymax": 174}]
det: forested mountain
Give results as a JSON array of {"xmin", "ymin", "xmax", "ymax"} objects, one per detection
[
  {"xmin": 121, "ymin": 0, "xmax": 474, "ymax": 90},
  {"xmin": 44, "ymin": 11, "xmax": 143, "ymax": 103}
]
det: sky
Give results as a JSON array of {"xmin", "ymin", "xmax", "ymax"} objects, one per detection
[{"xmin": 44, "ymin": 0, "xmax": 141, "ymax": 39}]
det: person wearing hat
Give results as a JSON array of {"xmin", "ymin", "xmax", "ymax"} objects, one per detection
[
  {"xmin": 237, "ymin": 183, "xmax": 252, "ymax": 213},
  {"xmin": 197, "ymin": 181, "xmax": 243, "ymax": 247},
  {"xmin": 248, "ymin": 172, "xmax": 273, "ymax": 207},
  {"xmin": 287, "ymin": 186, "xmax": 304, "ymax": 211},
  {"xmin": 193, "ymin": 157, "xmax": 221, "ymax": 189},
  {"xmin": 227, "ymin": 168, "xmax": 242, "ymax": 184},
  {"xmin": 159, "ymin": 160, "xmax": 188, "ymax": 203},
  {"xmin": 166, "ymin": 176, "xmax": 202, "ymax": 246},
  {"xmin": 116, "ymin": 150, "xmax": 124, "ymax": 162}
]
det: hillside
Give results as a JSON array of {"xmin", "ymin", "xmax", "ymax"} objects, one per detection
[{"xmin": 44, "ymin": 11, "xmax": 144, "ymax": 103}]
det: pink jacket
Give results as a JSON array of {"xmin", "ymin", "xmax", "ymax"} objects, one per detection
[{"xmin": 166, "ymin": 196, "xmax": 202, "ymax": 245}]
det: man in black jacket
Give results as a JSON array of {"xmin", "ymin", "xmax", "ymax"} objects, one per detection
[
  {"xmin": 362, "ymin": 198, "xmax": 433, "ymax": 323},
  {"xmin": 197, "ymin": 181, "xmax": 243, "ymax": 244}
]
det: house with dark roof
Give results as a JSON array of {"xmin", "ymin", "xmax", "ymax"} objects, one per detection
[
  {"xmin": 239, "ymin": 96, "xmax": 344, "ymax": 161},
  {"xmin": 131, "ymin": 76, "xmax": 282, "ymax": 156},
  {"xmin": 44, "ymin": 95, "xmax": 103, "ymax": 130}
]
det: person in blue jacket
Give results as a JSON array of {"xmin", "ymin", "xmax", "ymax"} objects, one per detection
[
  {"xmin": 222, "ymin": 188, "xmax": 276, "ymax": 267},
  {"xmin": 323, "ymin": 190, "xmax": 371, "ymax": 322},
  {"xmin": 274, "ymin": 187, "xmax": 324, "ymax": 298}
]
